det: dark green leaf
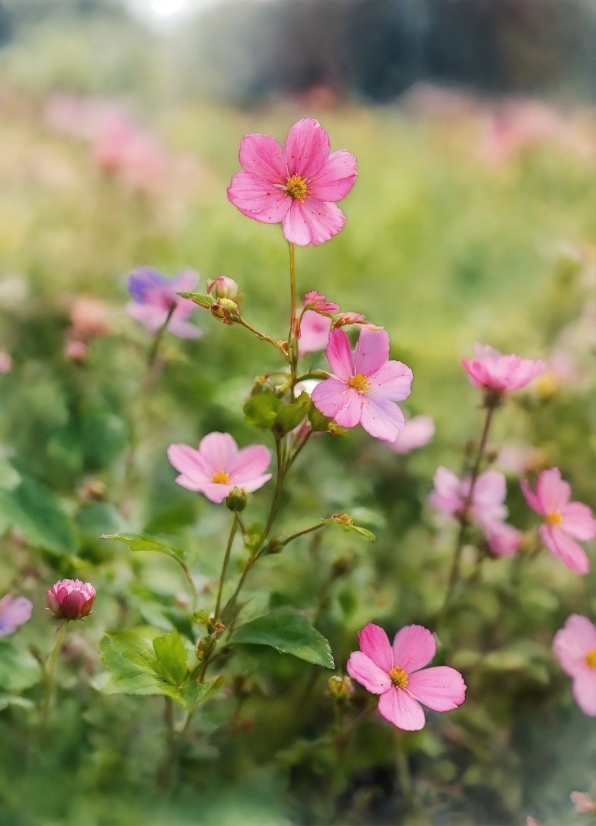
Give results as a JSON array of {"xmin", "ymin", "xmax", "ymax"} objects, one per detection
[
  {"xmin": 0, "ymin": 476, "xmax": 77, "ymax": 555},
  {"xmin": 243, "ymin": 391, "xmax": 283, "ymax": 428},
  {"xmin": 232, "ymin": 608, "xmax": 334, "ymax": 669},
  {"xmin": 177, "ymin": 291, "xmax": 214, "ymax": 308}
]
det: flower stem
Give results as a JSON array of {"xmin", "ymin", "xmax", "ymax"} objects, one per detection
[
  {"xmin": 40, "ymin": 620, "xmax": 69, "ymax": 742},
  {"xmin": 288, "ymin": 242, "xmax": 297, "ymax": 384},
  {"xmin": 214, "ymin": 514, "xmax": 239, "ymax": 622},
  {"xmin": 148, "ymin": 302, "xmax": 176, "ymax": 368},
  {"xmin": 236, "ymin": 317, "xmax": 290, "ymax": 361},
  {"xmin": 158, "ymin": 696, "xmax": 178, "ymax": 791}
]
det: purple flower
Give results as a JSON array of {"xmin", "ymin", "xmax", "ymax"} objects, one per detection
[
  {"xmin": 0, "ymin": 595, "xmax": 33, "ymax": 637},
  {"xmin": 126, "ymin": 268, "xmax": 202, "ymax": 339}
]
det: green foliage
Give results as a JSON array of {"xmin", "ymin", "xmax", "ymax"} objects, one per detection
[
  {"xmin": 0, "ymin": 474, "xmax": 77, "ymax": 555},
  {"xmin": 232, "ymin": 608, "xmax": 335, "ymax": 669},
  {"xmin": 0, "ymin": 643, "xmax": 42, "ymax": 692},
  {"xmin": 102, "ymin": 532, "xmax": 197, "ymax": 566},
  {"xmin": 243, "ymin": 390, "xmax": 283, "ymax": 428},
  {"xmin": 320, "ymin": 514, "xmax": 376, "ymax": 542}
]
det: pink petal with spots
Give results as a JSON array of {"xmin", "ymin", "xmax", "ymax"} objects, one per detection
[
  {"xmin": 282, "ymin": 198, "xmax": 345, "ymax": 246},
  {"xmin": 367, "ymin": 360, "xmax": 413, "ymax": 401},
  {"xmin": 540, "ymin": 524, "xmax": 590, "ymax": 574},
  {"xmin": 285, "ymin": 118, "xmax": 329, "ymax": 179},
  {"xmin": 358, "ymin": 623, "xmax": 393, "ymax": 672},
  {"xmin": 347, "ymin": 651, "xmax": 391, "ymax": 694},
  {"xmin": 311, "ymin": 377, "xmax": 353, "ymax": 418},
  {"xmin": 332, "ymin": 388, "xmax": 364, "ymax": 428},
  {"xmin": 199, "ymin": 432, "xmax": 239, "ymax": 474},
  {"xmin": 167, "ymin": 444, "xmax": 212, "ymax": 484},
  {"xmin": 378, "ymin": 687, "xmax": 425, "ymax": 730},
  {"xmin": 325, "ymin": 328, "xmax": 354, "ymax": 381},
  {"xmin": 228, "ymin": 445, "xmax": 272, "ymax": 484},
  {"xmin": 392, "ymin": 625, "xmax": 436, "ymax": 673},
  {"xmin": 536, "ymin": 467, "xmax": 571, "ymax": 513},
  {"xmin": 406, "ymin": 666, "xmax": 466, "ymax": 711},
  {"xmin": 561, "ymin": 502, "xmax": 596, "ymax": 540},
  {"xmin": 360, "ymin": 395, "xmax": 405, "ymax": 442},
  {"xmin": 354, "ymin": 328, "xmax": 389, "ymax": 377},
  {"xmin": 553, "ymin": 615, "xmax": 596, "ymax": 677},
  {"xmin": 308, "ymin": 149, "xmax": 357, "ymax": 201},
  {"xmin": 227, "ymin": 172, "xmax": 290, "ymax": 223},
  {"xmin": 239, "ymin": 133, "xmax": 287, "ymax": 183}
]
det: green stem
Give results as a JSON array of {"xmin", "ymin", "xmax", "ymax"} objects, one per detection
[
  {"xmin": 283, "ymin": 523, "xmax": 325, "ymax": 545},
  {"xmin": 158, "ymin": 696, "xmax": 177, "ymax": 791},
  {"xmin": 181, "ymin": 563, "xmax": 198, "ymax": 609},
  {"xmin": 236, "ymin": 317, "xmax": 290, "ymax": 361},
  {"xmin": 288, "ymin": 242, "xmax": 298, "ymax": 384},
  {"xmin": 40, "ymin": 620, "xmax": 69, "ymax": 741},
  {"xmin": 214, "ymin": 514, "xmax": 239, "ymax": 621},
  {"xmin": 148, "ymin": 302, "xmax": 176, "ymax": 367}
]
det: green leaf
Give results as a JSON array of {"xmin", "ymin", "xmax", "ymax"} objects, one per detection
[
  {"xmin": 153, "ymin": 632, "xmax": 188, "ymax": 686},
  {"xmin": 320, "ymin": 514, "xmax": 376, "ymax": 541},
  {"xmin": 177, "ymin": 291, "xmax": 214, "ymax": 308},
  {"xmin": 274, "ymin": 392, "xmax": 311, "ymax": 435},
  {"xmin": 0, "ymin": 694, "xmax": 35, "ymax": 712},
  {"xmin": 0, "ymin": 476, "xmax": 77, "ymax": 555},
  {"xmin": 101, "ymin": 532, "xmax": 194, "ymax": 565},
  {"xmin": 0, "ymin": 643, "xmax": 42, "ymax": 692},
  {"xmin": 232, "ymin": 608, "xmax": 334, "ymax": 669},
  {"xmin": 243, "ymin": 391, "xmax": 283, "ymax": 428},
  {"xmin": 308, "ymin": 405, "xmax": 333, "ymax": 432}
]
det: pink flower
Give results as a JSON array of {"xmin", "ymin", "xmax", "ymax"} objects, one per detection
[
  {"xmin": 94, "ymin": 115, "xmax": 165, "ymax": 193},
  {"xmin": 332, "ymin": 312, "xmax": 382, "ymax": 331},
  {"xmin": 303, "ymin": 291, "xmax": 340, "ymax": 314},
  {"xmin": 552, "ymin": 615, "xmax": 596, "ymax": 716},
  {"xmin": 0, "ymin": 352, "xmax": 12, "ymax": 374},
  {"xmin": 390, "ymin": 415, "xmax": 435, "ymax": 455},
  {"xmin": 227, "ymin": 118, "xmax": 357, "ymax": 246},
  {"xmin": 46, "ymin": 579, "xmax": 96, "ymax": 621},
  {"xmin": 64, "ymin": 339, "xmax": 88, "ymax": 363},
  {"xmin": 570, "ymin": 791, "xmax": 596, "ymax": 814},
  {"xmin": 347, "ymin": 623, "xmax": 466, "ymax": 730},
  {"xmin": 311, "ymin": 328, "xmax": 413, "ymax": 443},
  {"xmin": 462, "ymin": 343, "xmax": 546, "ymax": 403},
  {"xmin": 482, "ymin": 520, "xmax": 523, "ymax": 557},
  {"xmin": 0, "ymin": 595, "xmax": 33, "ymax": 637},
  {"xmin": 521, "ymin": 467, "xmax": 596, "ymax": 574},
  {"xmin": 167, "ymin": 432, "xmax": 272, "ymax": 504},
  {"xmin": 298, "ymin": 311, "xmax": 332, "ymax": 356},
  {"xmin": 126, "ymin": 268, "xmax": 202, "ymax": 339},
  {"xmin": 207, "ymin": 276, "xmax": 239, "ymax": 299},
  {"xmin": 70, "ymin": 296, "xmax": 108, "ymax": 340}
]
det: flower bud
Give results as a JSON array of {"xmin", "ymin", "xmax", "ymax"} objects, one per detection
[
  {"xmin": 195, "ymin": 633, "xmax": 217, "ymax": 661},
  {"xmin": 226, "ymin": 486, "xmax": 248, "ymax": 512},
  {"xmin": 262, "ymin": 534, "xmax": 288, "ymax": 555},
  {"xmin": 207, "ymin": 276, "xmax": 239, "ymax": 300},
  {"xmin": 46, "ymin": 579, "xmax": 96, "ymax": 621},
  {"xmin": 327, "ymin": 675, "xmax": 354, "ymax": 701}
]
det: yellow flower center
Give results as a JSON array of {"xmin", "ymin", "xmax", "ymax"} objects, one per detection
[
  {"xmin": 284, "ymin": 175, "xmax": 308, "ymax": 202},
  {"xmin": 212, "ymin": 471, "xmax": 230, "ymax": 484},
  {"xmin": 389, "ymin": 666, "xmax": 409, "ymax": 689},
  {"xmin": 546, "ymin": 511, "xmax": 563, "ymax": 525},
  {"xmin": 348, "ymin": 373, "xmax": 370, "ymax": 393},
  {"xmin": 586, "ymin": 650, "xmax": 596, "ymax": 669}
]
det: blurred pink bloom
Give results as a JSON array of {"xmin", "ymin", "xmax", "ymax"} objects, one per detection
[
  {"xmin": 44, "ymin": 94, "xmax": 124, "ymax": 140},
  {"xmin": 298, "ymin": 311, "xmax": 332, "ymax": 356},
  {"xmin": 390, "ymin": 415, "xmax": 435, "ymax": 455},
  {"xmin": 227, "ymin": 118, "xmax": 357, "ymax": 246},
  {"xmin": 46, "ymin": 579, "xmax": 96, "ymax": 621},
  {"xmin": 347, "ymin": 623, "xmax": 466, "ymax": 730},
  {"xmin": 168, "ymin": 432, "xmax": 272, "ymax": 504},
  {"xmin": 0, "ymin": 595, "xmax": 33, "ymax": 637},
  {"xmin": 482, "ymin": 520, "xmax": 523, "ymax": 557},
  {"xmin": 70, "ymin": 296, "xmax": 108, "ymax": 340},
  {"xmin": 303, "ymin": 291, "xmax": 340, "ymax": 314},
  {"xmin": 462, "ymin": 343, "xmax": 546, "ymax": 402},
  {"xmin": 94, "ymin": 115, "xmax": 166, "ymax": 192},
  {"xmin": 65, "ymin": 340, "xmax": 88, "ymax": 363},
  {"xmin": 521, "ymin": 467, "xmax": 595, "ymax": 574},
  {"xmin": 311, "ymin": 328, "xmax": 413, "ymax": 443},
  {"xmin": 495, "ymin": 443, "xmax": 543, "ymax": 477},
  {"xmin": 0, "ymin": 352, "xmax": 12, "ymax": 373},
  {"xmin": 553, "ymin": 615, "xmax": 596, "ymax": 716},
  {"xmin": 207, "ymin": 276, "xmax": 239, "ymax": 299},
  {"xmin": 332, "ymin": 312, "xmax": 382, "ymax": 330},
  {"xmin": 570, "ymin": 791, "xmax": 596, "ymax": 814},
  {"xmin": 126, "ymin": 268, "xmax": 202, "ymax": 339}
]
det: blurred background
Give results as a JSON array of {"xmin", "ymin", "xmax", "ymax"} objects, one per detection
[{"xmin": 0, "ymin": 1, "xmax": 594, "ymax": 824}]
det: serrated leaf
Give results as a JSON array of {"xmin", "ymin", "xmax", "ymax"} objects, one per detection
[
  {"xmin": 0, "ymin": 476, "xmax": 77, "ymax": 555},
  {"xmin": 243, "ymin": 391, "xmax": 283, "ymax": 428},
  {"xmin": 101, "ymin": 533, "xmax": 194, "ymax": 565},
  {"xmin": 153, "ymin": 632, "xmax": 188, "ymax": 686},
  {"xmin": 231, "ymin": 608, "xmax": 334, "ymax": 669},
  {"xmin": 320, "ymin": 514, "xmax": 376, "ymax": 541},
  {"xmin": 274, "ymin": 392, "xmax": 311, "ymax": 435},
  {"xmin": 0, "ymin": 643, "xmax": 42, "ymax": 692}
]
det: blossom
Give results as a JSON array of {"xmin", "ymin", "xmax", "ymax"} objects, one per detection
[
  {"xmin": 207, "ymin": 276, "xmax": 239, "ymax": 299},
  {"xmin": 0, "ymin": 595, "xmax": 33, "ymax": 637},
  {"xmin": 390, "ymin": 415, "xmax": 435, "ymax": 455},
  {"xmin": 298, "ymin": 311, "xmax": 332, "ymax": 356},
  {"xmin": 126, "ymin": 268, "xmax": 202, "ymax": 339},
  {"xmin": 227, "ymin": 118, "xmax": 357, "ymax": 246},
  {"xmin": 332, "ymin": 312, "xmax": 381, "ymax": 331},
  {"xmin": 69, "ymin": 296, "xmax": 108, "ymax": 339},
  {"xmin": 521, "ymin": 467, "xmax": 596, "ymax": 574},
  {"xmin": 0, "ymin": 352, "xmax": 12, "ymax": 374},
  {"xmin": 94, "ymin": 115, "xmax": 165, "ymax": 193},
  {"xmin": 462, "ymin": 343, "xmax": 546, "ymax": 402},
  {"xmin": 303, "ymin": 291, "xmax": 340, "ymax": 314},
  {"xmin": 64, "ymin": 339, "xmax": 88, "ymax": 363},
  {"xmin": 311, "ymin": 328, "xmax": 413, "ymax": 443},
  {"xmin": 347, "ymin": 623, "xmax": 465, "ymax": 730},
  {"xmin": 552, "ymin": 615, "xmax": 596, "ymax": 716},
  {"xmin": 46, "ymin": 579, "xmax": 96, "ymax": 621},
  {"xmin": 570, "ymin": 791, "xmax": 596, "ymax": 814},
  {"xmin": 167, "ymin": 432, "xmax": 272, "ymax": 504}
]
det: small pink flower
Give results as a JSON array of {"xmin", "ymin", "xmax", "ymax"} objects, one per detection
[
  {"xmin": 0, "ymin": 594, "xmax": 33, "ymax": 637},
  {"xmin": 0, "ymin": 352, "xmax": 12, "ymax": 374},
  {"xmin": 521, "ymin": 467, "xmax": 596, "ymax": 574},
  {"xmin": 227, "ymin": 118, "xmax": 357, "ymax": 246},
  {"xmin": 207, "ymin": 276, "xmax": 239, "ymax": 299},
  {"xmin": 94, "ymin": 115, "xmax": 165, "ymax": 193},
  {"xmin": 65, "ymin": 339, "xmax": 88, "ymax": 363},
  {"xmin": 167, "ymin": 432, "xmax": 272, "ymax": 504},
  {"xmin": 570, "ymin": 791, "xmax": 596, "ymax": 814},
  {"xmin": 347, "ymin": 623, "xmax": 466, "ymax": 730},
  {"xmin": 70, "ymin": 296, "xmax": 108, "ymax": 340},
  {"xmin": 311, "ymin": 328, "xmax": 413, "ymax": 443},
  {"xmin": 303, "ymin": 291, "xmax": 340, "ymax": 314},
  {"xmin": 126, "ymin": 268, "xmax": 202, "ymax": 339},
  {"xmin": 390, "ymin": 415, "xmax": 435, "ymax": 455},
  {"xmin": 46, "ymin": 579, "xmax": 96, "ymax": 621},
  {"xmin": 553, "ymin": 615, "xmax": 596, "ymax": 716},
  {"xmin": 462, "ymin": 343, "xmax": 546, "ymax": 403},
  {"xmin": 482, "ymin": 520, "xmax": 523, "ymax": 557},
  {"xmin": 298, "ymin": 311, "xmax": 332, "ymax": 356}
]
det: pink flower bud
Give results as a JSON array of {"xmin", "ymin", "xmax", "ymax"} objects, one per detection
[
  {"xmin": 46, "ymin": 579, "xmax": 96, "ymax": 621},
  {"xmin": 207, "ymin": 276, "xmax": 239, "ymax": 300}
]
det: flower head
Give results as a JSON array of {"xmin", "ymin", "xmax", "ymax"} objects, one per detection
[
  {"xmin": 521, "ymin": 467, "xmax": 595, "ymax": 574},
  {"xmin": 303, "ymin": 291, "xmax": 340, "ymax": 314},
  {"xmin": 390, "ymin": 415, "xmax": 435, "ymax": 455},
  {"xmin": 347, "ymin": 623, "xmax": 466, "ymax": 730},
  {"xmin": 553, "ymin": 615, "xmax": 596, "ymax": 716},
  {"xmin": 46, "ymin": 579, "xmax": 96, "ymax": 621},
  {"xmin": 168, "ymin": 432, "xmax": 272, "ymax": 504},
  {"xmin": 126, "ymin": 268, "xmax": 202, "ymax": 339},
  {"xmin": 570, "ymin": 791, "xmax": 596, "ymax": 814},
  {"xmin": 462, "ymin": 343, "xmax": 546, "ymax": 404},
  {"xmin": 298, "ymin": 311, "xmax": 332, "ymax": 356},
  {"xmin": 207, "ymin": 276, "xmax": 239, "ymax": 300},
  {"xmin": 227, "ymin": 118, "xmax": 357, "ymax": 246},
  {"xmin": 0, "ymin": 595, "xmax": 33, "ymax": 637},
  {"xmin": 311, "ymin": 328, "xmax": 413, "ymax": 443}
]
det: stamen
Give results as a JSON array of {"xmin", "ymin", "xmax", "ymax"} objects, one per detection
[
  {"xmin": 546, "ymin": 511, "xmax": 563, "ymax": 525},
  {"xmin": 284, "ymin": 175, "xmax": 308, "ymax": 202},
  {"xmin": 348, "ymin": 373, "xmax": 370, "ymax": 393},
  {"xmin": 389, "ymin": 666, "xmax": 409, "ymax": 689},
  {"xmin": 212, "ymin": 471, "xmax": 230, "ymax": 484},
  {"xmin": 586, "ymin": 650, "xmax": 596, "ymax": 669}
]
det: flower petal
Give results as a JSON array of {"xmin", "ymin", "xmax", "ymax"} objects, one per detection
[
  {"xmin": 392, "ymin": 625, "xmax": 436, "ymax": 673},
  {"xmin": 378, "ymin": 687, "xmax": 425, "ymax": 730},
  {"xmin": 553, "ymin": 614, "xmax": 596, "ymax": 677},
  {"xmin": 333, "ymin": 388, "xmax": 364, "ymax": 428},
  {"xmin": 540, "ymin": 524, "xmax": 590, "ymax": 574},
  {"xmin": 561, "ymin": 502, "xmax": 596, "ymax": 541},
  {"xmin": 347, "ymin": 651, "xmax": 391, "ymax": 694},
  {"xmin": 311, "ymin": 377, "xmax": 352, "ymax": 418},
  {"xmin": 167, "ymin": 444, "xmax": 212, "ymax": 484},
  {"xmin": 391, "ymin": 415, "xmax": 435, "ymax": 454},
  {"xmin": 325, "ymin": 328, "xmax": 354, "ymax": 381},
  {"xmin": 197, "ymin": 483, "xmax": 233, "ymax": 504},
  {"xmin": 573, "ymin": 672, "xmax": 596, "ymax": 716},
  {"xmin": 227, "ymin": 172, "xmax": 290, "ymax": 223},
  {"xmin": 127, "ymin": 267, "xmax": 168, "ymax": 302},
  {"xmin": 282, "ymin": 198, "xmax": 345, "ymax": 246},
  {"xmin": 367, "ymin": 360, "xmax": 413, "ymax": 401},
  {"xmin": 358, "ymin": 623, "xmax": 393, "ymax": 671},
  {"xmin": 406, "ymin": 666, "xmax": 466, "ymax": 711},
  {"xmin": 520, "ymin": 478, "xmax": 541, "ymax": 514},
  {"xmin": 170, "ymin": 270, "xmax": 199, "ymax": 294},
  {"xmin": 239, "ymin": 133, "xmax": 287, "ymax": 183},
  {"xmin": 285, "ymin": 118, "xmax": 329, "ymax": 179},
  {"xmin": 308, "ymin": 149, "xmax": 357, "ymax": 201},
  {"xmin": 229, "ymin": 445, "xmax": 272, "ymax": 483},
  {"xmin": 199, "ymin": 432, "xmax": 239, "ymax": 475},
  {"xmin": 238, "ymin": 473, "xmax": 272, "ymax": 494},
  {"xmin": 360, "ymin": 395, "xmax": 405, "ymax": 442},
  {"xmin": 298, "ymin": 311, "xmax": 331, "ymax": 356},
  {"xmin": 167, "ymin": 319, "xmax": 202, "ymax": 339},
  {"xmin": 354, "ymin": 328, "xmax": 389, "ymax": 377},
  {"xmin": 536, "ymin": 467, "xmax": 571, "ymax": 513}
]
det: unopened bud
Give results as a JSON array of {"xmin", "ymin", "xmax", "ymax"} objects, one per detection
[
  {"xmin": 226, "ymin": 486, "xmax": 248, "ymax": 512},
  {"xmin": 196, "ymin": 633, "xmax": 217, "ymax": 661},
  {"xmin": 263, "ymin": 534, "xmax": 288, "ymax": 555},
  {"xmin": 327, "ymin": 675, "xmax": 354, "ymax": 701},
  {"xmin": 207, "ymin": 276, "xmax": 239, "ymax": 300}
]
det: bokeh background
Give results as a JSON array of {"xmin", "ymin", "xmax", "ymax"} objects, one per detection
[{"xmin": 0, "ymin": 1, "xmax": 594, "ymax": 824}]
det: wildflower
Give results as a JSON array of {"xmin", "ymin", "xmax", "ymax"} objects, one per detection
[
  {"xmin": 303, "ymin": 291, "xmax": 340, "ymax": 314},
  {"xmin": 298, "ymin": 311, "xmax": 332, "ymax": 356},
  {"xmin": 126, "ymin": 267, "xmax": 202, "ymax": 338},
  {"xmin": 570, "ymin": 791, "xmax": 596, "ymax": 814},
  {"xmin": 168, "ymin": 432, "xmax": 272, "ymax": 504},
  {"xmin": 0, "ymin": 352, "xmax": 12, "ymax": 374},
  {"xmin": 207, "ymin": 276, "xmax": 239, "ymax": 300},
  {"xmin": 462, "ymin": 343, "xmax": 546, "ymax": 405},
  {"xmin": 94, "ymin": 115, "xmax": 165, "ymax": 193},
  {"xmin": 227, "ymin": 118, "xmax": 357, "ymax": 246},
  {"xmin": 46, "ymin": 579, "xmax": 96, "ymax": 621},
  {"xmin": 521, "ymin": 467, "xmax": 596, "ymax": 574},
  {"xmin": 552, "ymin": 615, "xmax": 596, "ymax": 716},
  {"xmin": 0, "ymin": 595, "xmax": 33, "ymax": 637},
  {"xmin": 311, "ymin": 328, "xmax": 413, "ymax": 443},
  {"xmin": 347, "ymin": 623, "xmax": 466, "ymax": 730},
  {"xmin": 69, "ymin": 296, "xmax": 108, "ymax": 340},
  {"xmin": 390, "ymin": 415, "xmax": 435, "ymax": 455},
  {"xmin": 64, "ymin": 339, "xmax": 88, "ymax": 363}
]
